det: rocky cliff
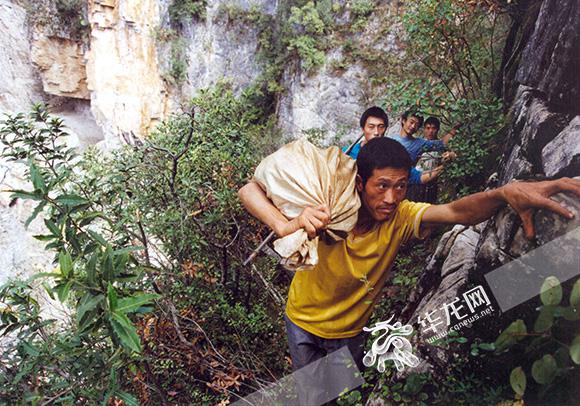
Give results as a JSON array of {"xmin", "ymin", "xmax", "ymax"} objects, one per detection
[{"xmin": 399, "ymin": 0, "xmax": 580, "ymax": 379}]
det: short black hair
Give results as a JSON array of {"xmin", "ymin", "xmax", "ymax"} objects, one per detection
[
  {"xmin": 359, "ymin": 106, "xmax": 389, "ymax": 129},
  {"xmin": 357, "ymin": 138, "xmax": 412, "ymax": 185},
  {"xmin": 401, "ymin": 109, "xmax": 424, "ymax": 127},
  {"xmin": 424, "ymin": 116, "xmax": 440, "ymax": 130}
]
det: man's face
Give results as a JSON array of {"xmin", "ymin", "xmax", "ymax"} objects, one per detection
[
  {"xmin": 423, "ymin": 123, "xmax": 439, "ymax": 140},
  {"xmin": 401, "ymin": 116, "xmax": 421, "ymax": 136},
  {"xmin": 356, "ymin": 167, "xmax": 408, "ymax": 222},
  {"xmin": 362, "ymin": 116, "xmax": 387, "ymax": 143}
]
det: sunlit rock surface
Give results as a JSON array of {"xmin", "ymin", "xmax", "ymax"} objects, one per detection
[
  {"xmin": 85, "ymin": 0, "xmax": 170, "ymax": 143},
  {"xmin": 30, "ymin": 34, "xmax": 90, "ymax": 100}
]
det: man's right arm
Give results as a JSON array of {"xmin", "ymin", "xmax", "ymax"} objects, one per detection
[
  {"xmin": 441, "ymin": 123, "xmax": 462, "ymax": 144},
  {"xmin": 238, "ymin": 181, "xmax": 331, "ymax": 238}
]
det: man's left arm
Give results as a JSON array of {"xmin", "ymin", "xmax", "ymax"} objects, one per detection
[{"xmin": 421, "ymin": 178, "xmax": 580, "ymax": 239}]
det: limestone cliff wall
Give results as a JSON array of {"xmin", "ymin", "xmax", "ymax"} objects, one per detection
[
  {"xmin": 0, "ymin": 0, "xmax": 43, "ymax": 114},
  {"xmin": 400, "ymin": 0, "xmax": 580, "ymax": 376},
  {"xmin": 1, "ymin": 0, "xmax": 404, "ymax": 143},
  {"xmin": 85, "ymin": 0, "xmax": 170, "ymax": 145}
]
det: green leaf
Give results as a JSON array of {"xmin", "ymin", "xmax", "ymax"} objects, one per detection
[
  {"xmin": 10, "ymin": 189, "xmax": 43, "ymax": 201},
  {"xmin": 33, "ymin": 234, "xmax": 55, "ymax": 241},
  {"xmin": 107, "ymin": 284, "xmax": 118, "ymax": 311},
  {"xmin": 559, "ymin": 305, "xmax": 580, "ymax": 321},
  {"xmin": 29, "ymin": 160, "xmax": 47, "ymax": 193},
  {"xmin": 86, "ymin": 252, "xmax": 98, "ymax": 286},
  {"xmin": 21, "ymin": 340, "xmax": 40, "ymax": 357},
  {"xmin": 494, "ymin": 319, "xmax": 527, "ymax": 352},
  {"xmin": 531, "ymin": 354, "xmax": 557, "ymax": 385},
  {"xmin": 533, "ymin": 306, "xmax": 554, "ymax": 332},
  {"xmin": 570, "ymin": 279, "xmax": 580, "ymax": 306},
  {"xmin": 25, "ymin": 200, "xmax": 47, "ymax": 228},
  {"xmin": 115, "ymin": 391, "xmax": 139, "ymax": 406},
  {"xmin": 102, "ymin": 245, "xmax": 114, "ymax": 281},
  {"xmin": 88, "ymin": 230, "xmax": 107, "ymax": 246},
  {"xmin": 540, "ymin": 276, "xmax": 562, "ymax": 306},
  {"xmin": 55, "ymin": 194, "xmax": 89, "ymax": 207},
  {"xmin": 478, "ymin": 343, "xmax": 495, "ymax": 351},
  {"xmin": 44, "ymin": 219, "xmax": 61, "ymax": 236},
  {"xmin": 553, "ymin": 347, "xmax": 571, "ymax": 368},
  {"xmin": 78, "ymin": 211, "xmax": 105, "ymax": 227},
  {"xmin": 56, "ymin": 280, "xmax": 73, "ymax": 302},
  {"xmin": 116, "ymin": 293, "xmax": 159, "ymax": 314},
  {"xmin": 509, "ymin": 366, "xmax": 526, "ymax": 396},
  {"xmin": 570, "ymin": 335, "xmax": 580, "ymax": 365},
  {"xmin": 77, "ymin": 293, "xmax": 104, "ymax": 324},
  {"xmin": 110, "ymin": 312, "xmax": 141, "ymax": 352},
  {"xmin": 113, "ymin": 246, "xmax": 145, "ymax": 255},
  {"xmin": 59, "ymin": 251, "xmax": 73, "ymax": 278}
]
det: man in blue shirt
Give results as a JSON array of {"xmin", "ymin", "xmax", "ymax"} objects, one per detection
[
  {"xmin": 343, "ymin": 107, "xmax": 442, "ymax": 185},
  {"xmin": 388, "ymin": 110, "xmax": 457, "ymax": 164}
]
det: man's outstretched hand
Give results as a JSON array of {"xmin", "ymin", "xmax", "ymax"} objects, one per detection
[{"xmin": 500, "ymin": 177, "xmax": 580, "ymax": 240}]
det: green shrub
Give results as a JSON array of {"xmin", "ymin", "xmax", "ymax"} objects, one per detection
[
  {"xmin": 0, "ymin": 105, "xmax": 156, "ymax": 404},
  {"xmin": 23, "ymin": 0, "xmax": 88, "ymax": 41},
  {"xmin": 169, "ymin": 0, "xmax": 208, "ymax": 24},
  {"xmin": 498, "ymin": 277, "xmax": 580, "ymax": 403},
  {"xmin": 0, "ymin": 86, "xmax": 286, "ymax": 403},
  {"xmin": 379, "ymin": 0, "xmax": 509, "ymax": 196},
  {"xmin": 349, "ymin": 0, "xmax": 375, "ymax": 32}
]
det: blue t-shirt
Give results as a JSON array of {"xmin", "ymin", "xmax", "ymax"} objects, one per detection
[
  {"xmin": 388, "ymin": 134, "xmax": 445, "ymax": 163},
  {"xmin": 341, "ymin": 142, "xmax": 423, "ymax": 185}
]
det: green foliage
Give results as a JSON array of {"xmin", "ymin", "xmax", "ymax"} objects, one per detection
[
  {"xmin": 379, "ymin": 0, "xmax": 508, "ymax": 195},
  {"xmin": 349, "ymin": 0, "xmax": 375, "ymax": 32},
  {"xmin": 169, "ymin": 0, "xmax": 207, "ymax": 24},
  {"xmin": 0, "ymin": 93, "xmax": 285, "ymax": 403},
  {"xmin": 287, "ymin": 1, "xmax": 329, "ymax": 71},
  {"xmin": 287, "ymin": 35, "xmax": 327, "ymax": 71},
  {"xmin": 540, "ymin": 276, "xmax": 563, "ymax": 306},
  {"xmin": 23, "ymin": 0, "xmax": 88, "ymax": 41},
  {"xmin": 289, "ymin": 1, "xmax": 326, "ymax": 35},
  {"xmin": 510, "ymin": 366, "xmax": 526, "ymax": 397},
  {"xmin": 496, "ymin": 276, "xmax": 580, "ymax": 402},
  {"xmin": 0, "ymin": 104, "xmax": 157, "ymax": 403},
  {"xmin": 168, "ymin": 38, "xmax": 189, "ymax": 85}
]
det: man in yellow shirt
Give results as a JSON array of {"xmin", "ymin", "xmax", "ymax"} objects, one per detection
[{"xmin": 238, "ymin": 138, "xmax": 579, "ymax": 379}]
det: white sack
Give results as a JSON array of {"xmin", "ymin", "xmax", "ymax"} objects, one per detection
[{"xmin": 253, "ymin": 139, "xmax": 360, "ymax": 270}]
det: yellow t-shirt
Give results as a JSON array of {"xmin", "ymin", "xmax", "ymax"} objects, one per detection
[{"xmin": 285, "ymin": 200, "xmax": 431, "ymax": 339}]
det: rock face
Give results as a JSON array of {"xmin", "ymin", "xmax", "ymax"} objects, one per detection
[
  {"xmin": 400, "ymin": 0, "xmax": 580, "ymax": 377},
  {"xmin": 30, "ymin": 34, "xmax": 90, "ymax": 100},
  {"xmin": 85, "ymin": 0, "xmax": 170, "ymax": 145},
  {"xmin": 0, "ymin": 0, "xmax": 43, "ymax": 114},
  {"xmin": 178, "ymin": 0, "xmax": 274, "ymax": 97},
  {"xmin": 278, "ymin": 58, "xmax": 368, "ymax": 140},
  {"xmin": 515, "ymin": 0, "xmax": 580, "ymax": 110},
  {"xmin": 0, "ymin": 1, "xmax": 102, "ymax": 292}
]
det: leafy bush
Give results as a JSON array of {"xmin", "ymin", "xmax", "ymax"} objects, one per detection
[
  {"xmin": 0, "ymin": 105, "xmax": 156, "ymax": 404},
  {"xmin": 287, "ymin": 35, "xmax": 327, "ymax": 71},
  {"xmin": 0, "ymin": 85, "xmax": 287, "ymax": 404},
  {"xmin": 380, "ymin": 0, "xmax": 509, "ymax": 195},
  {"xmin": 349, "ymin": 0, "xmax": 376, "ymax": 32},
  {"xmin": 23, "ymin": 0, "xmax": 88, "ymax": 40},
  {"xmin": 169, "ymin": 0, "xmax": 208, "ymax": 24},
  {"xmin": 497, "ymin": 277, "xmax": 580, "ymax": 403}
]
